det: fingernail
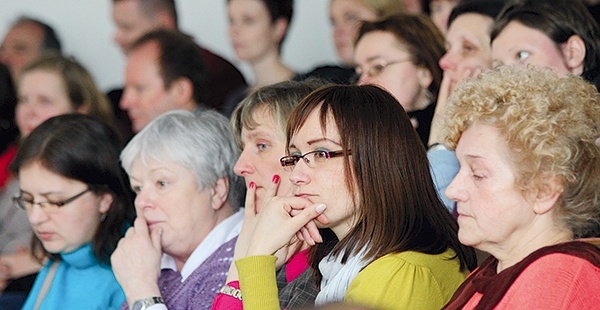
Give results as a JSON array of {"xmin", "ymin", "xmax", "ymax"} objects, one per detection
[
  {"xmin": 249, "ymin": 182, "xmax": 255, "ymax": 189},
  {"xmin": 315, "ymin": 204, "xmax": 326, "ymax": 214},
  {"xmin": 272, "ymin": 174, "xmax": 280, "ymax": 184}
]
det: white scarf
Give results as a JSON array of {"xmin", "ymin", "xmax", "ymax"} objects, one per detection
[{"xmin": 314, "ymin": 246, "xmax": 371, "ymax": 305}]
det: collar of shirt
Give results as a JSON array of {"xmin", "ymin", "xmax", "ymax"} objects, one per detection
[{"xmin": 160, "ymin": 209, "xmax": 244, "ymax": 281}]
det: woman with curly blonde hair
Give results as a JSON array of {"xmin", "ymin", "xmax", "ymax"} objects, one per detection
[{"xmin": 442, "ymin": 65, "xmax": 600, "ymax": 309}]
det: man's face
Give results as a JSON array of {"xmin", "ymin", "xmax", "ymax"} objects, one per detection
[
  {"xmin": 0, "ymin": 21, "xmax": 45, "ymax": 78},
  {"xmin": 112, "ymin": 0, "xmax": 161, "ymax": 54},
  {"xmin": 120, "ymin": 41, "xmax": 181, "ymax": 132}
]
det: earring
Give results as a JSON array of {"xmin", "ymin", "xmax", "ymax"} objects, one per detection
[{"xmin": 100, "ymin": 213, "xmax": 107, "ymax": 222}]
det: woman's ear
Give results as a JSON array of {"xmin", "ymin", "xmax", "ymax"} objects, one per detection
[
  {"xmin": 561, "ymin": 34, "xmax": 586, "ymax": 75},
  {"xmin": 210, "ymin": 177, "xmax": 230, "ymax": 211},
  {"xmin": 532, "ymin": 177, "xmax": 563, "ymax": 215},
  {"xmin": 98, "ymin": 193, "xmax": 114, "ymax": 214},
  {"xmin": 416, "ymin": 66, "xmax": 433, "ymax": 89},
  {"xmin": 272, "ymin": 17, "xmax": 289, "ymax": 45}
]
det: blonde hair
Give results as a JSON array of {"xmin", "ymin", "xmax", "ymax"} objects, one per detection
[
  {"xmin": 20, "ymin": 54, "xmax": 114, "ymax": 124},
  {"xmin": 444, "ymin": 66, "xmax": 600, "ymax": 238}
]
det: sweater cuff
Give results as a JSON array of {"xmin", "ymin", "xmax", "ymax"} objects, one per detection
[{"xmin": 236, "ymin": 255, "xmax": 280, "ymax": 309}]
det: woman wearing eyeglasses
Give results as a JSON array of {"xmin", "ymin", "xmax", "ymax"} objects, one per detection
[
  {"xmin": 234, "ymin": 84, "xmax": 477, "ymax": 309},
  {"xmin": 353, "ymin": 14, "xmax": 444, "ymax": 147},
  {"xmin": 11, "ymin": 114, "xmax": 134, "ymax": 309},
  {"xmin": 0, "ymin": 54, "xmax": 117, "ymax": 308}
]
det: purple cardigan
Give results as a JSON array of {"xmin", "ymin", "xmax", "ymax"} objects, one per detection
[{"xmin": 122, "ymin": 236, "xmax": 237, "ymax": 310}]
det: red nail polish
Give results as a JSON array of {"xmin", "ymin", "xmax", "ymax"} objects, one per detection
[
  {"xmin": 272, "ymin": 174, "xmax": 280, "ymax": 183},
  {"xmin": 249, "ymin": 182, "xmax": 255, "ymax": 189}
]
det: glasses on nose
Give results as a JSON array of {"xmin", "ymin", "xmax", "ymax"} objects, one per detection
[
  {"xmin": 353, "ymin": 58, "xmax": 412, "ymax": 83},
  {"xmin": 13, "ymin": 187, "xmax": 92, "ymax": 211},
  {"xmin": 279, "ymin": 150, "xmax": 351, "ymax": 172}
]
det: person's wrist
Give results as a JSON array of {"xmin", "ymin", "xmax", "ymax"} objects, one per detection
[
  {"xmin": 124, "ymin": 281, "xmax": 161, "ymax": 306},
  {"xmin": 219, "ymin": 282, "xmax": 242, "ymax": 300},
  {"xmin": 131, "ymin": 296, "xmax": 165, "ymax": 310}
]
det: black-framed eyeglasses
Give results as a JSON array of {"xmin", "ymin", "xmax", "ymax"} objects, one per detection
[
  {"xmin": 280, "ymin": 150, "xmax": 351, "ymax": 172},
  {"xmin": 13, "ymin": 187, "xmax": 92, "ymax": 211},
  {"xmin": 352, "ymin": 58, "xmax": 412, "ymax": 83}
]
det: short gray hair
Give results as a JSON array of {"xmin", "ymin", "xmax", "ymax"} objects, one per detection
[{"xmin": 121, "ymin": 110, "xmax": 243, "ymax": 208}]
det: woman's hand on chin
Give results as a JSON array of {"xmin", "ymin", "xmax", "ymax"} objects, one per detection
[
  {"xmin": 245, "ymin": 196, "xmax": 329, "ymax": 257},
  {"xmin": 110, "ymin": 212, "xmax": 163, "ymax": 305}
]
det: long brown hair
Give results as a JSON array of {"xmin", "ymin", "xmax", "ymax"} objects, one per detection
[{"xmin": 286, "ymin": 85, "xmax": 476, "ymax": 281}]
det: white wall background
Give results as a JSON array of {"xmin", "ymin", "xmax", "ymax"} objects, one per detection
[{"xmin": 0, "ymin": 1, "xmax": 340, "ymax": 92}]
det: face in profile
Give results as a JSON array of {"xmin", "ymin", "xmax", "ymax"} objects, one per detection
[
  {"xmin": 329, "ymin": 0, "xmax": 378, "ymax": 66},
  {"xmin": 0, "ymin": 21, "xmax": 44, "ymax": 79},
  {"xmin": 233, "ymin": 106, "xmax": 293, "ymax": 209},
  {"xmin": 16, "ymin": 69, "xmax": 75, "ymax": 137},
  {"xmin": 19, "ymin": 161, "xmax": 111, "ymax": 254},
  {"xmin": 288, "ymin": 108, "xmax": 355, "ymax": 239},
  {"xmin": 492, "ymin": 21, "xmax": 582, "ymax": 76},
  {"xmin": 354, "ymin": 30, "xmax": 432, "ymax": 112},
  {"xmin": 445, "ymin": 123, "xmax": 534, "ymax": 252},
  {"xmin": 439, "ymin": 13, "xmax": 494, "ymax": 94},
  {"xmin": 120, "ymin": 41, "xmax": 182, "ymax": 133},
  {"xmin": 228, "ymin": 0, "xmax": 285, "ymax": 62}
]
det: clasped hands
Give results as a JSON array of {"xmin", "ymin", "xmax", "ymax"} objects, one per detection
[{"xmin": 241, "ymin": 175, "xmax": 330, "ymax": 260}]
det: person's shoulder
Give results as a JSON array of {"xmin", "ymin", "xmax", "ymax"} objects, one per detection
[
  {"xmin": 197, "ymin": 45, "xmax": 239, "ymax": 71},
  {"xmin": 346, "ymin": 250, "xmax": 465, "ymax": 309},
  {"xmin": 354, "ymin": 249, "xmax": 466, "ymax": 286},
  {"xmin": 501, "ymin": 252, "xmax": 600, "ymax": 308},
  {"xmin": 521, "ymin": 251, "xmax": 600, "ymax": 280}
]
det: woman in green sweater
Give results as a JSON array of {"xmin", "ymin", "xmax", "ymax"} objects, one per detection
[{"xmin": 234, "ymin": 84, "xmax": 477, "ymax": 309}]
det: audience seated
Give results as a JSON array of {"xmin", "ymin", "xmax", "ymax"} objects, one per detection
[
  {"xmin": 0, "ymin": 54, "xmax": 115, "ymax": 307},
  {"xmin": 0, "ymin": 16, "xmax": 62, "ymax": 81},
  {"xmin": 491, "ymin": 0, "xmax": 600, "ymax": 89},
  {"xmin": 120, "ymin": 30, "xmax": 207, "ymax": 133},
  {"xmin": 110, "ymin": 0, "xmax": 247, "ymax": 119},
  {"xmin": 234, "ymin": 84, "xmax": 476, "ymax": 309},
  {"xmin": 13, "ymin": 114, "xmax": 134, "ymax": 309},
  {"xmin": 442, "ymin": 65, "xmax": 600, "ymax": 309},
  {"xmin": 213, "ymin": 79, "xmax": 327, "ymax": 310},
  {"xmin": 225, "ymin": 0, "xmax": 296, "ymax": 115},
  {"xmin": 111, "ymin": 110, "xmax": 245, "ymax": 310}
]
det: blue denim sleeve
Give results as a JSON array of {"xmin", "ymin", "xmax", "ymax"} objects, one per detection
[{"xmin": 427, "ymin": 148, "xmax": 459, "ymax": 213}]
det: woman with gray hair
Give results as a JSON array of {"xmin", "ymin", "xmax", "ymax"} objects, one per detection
[{"xmin": 111, "ymin": 110, "xmax": 244, "ymax": 310}]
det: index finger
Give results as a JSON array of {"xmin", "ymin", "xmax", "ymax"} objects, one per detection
[
  {"xmin": 133, "ymin": 211, "xmax": 149, "ymax": 235},
  {"xmin": 263, "ymin": 174, "xmax": 282, "ymax": 203}
]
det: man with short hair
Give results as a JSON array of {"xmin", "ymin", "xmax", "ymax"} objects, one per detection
[
  {"xmin": 0, "ymin": 17, "xmax": 62, "ymax": 79},
  {"xmin": 111, "ymin": 0, "xmax": 247, "ymax": 115},
  {"xmin": 121, "ymin": 30, "xmax": 207, "ymax": 132}
]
